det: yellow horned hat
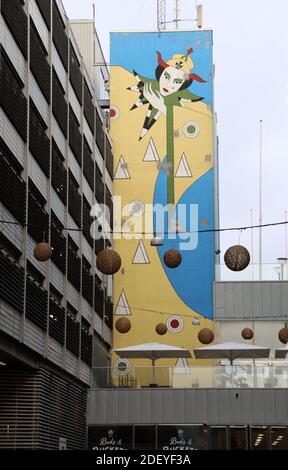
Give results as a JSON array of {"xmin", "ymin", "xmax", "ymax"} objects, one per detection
[{"xmin": 156, "ymin": 48, "xmax": 206, "ymax": 82}]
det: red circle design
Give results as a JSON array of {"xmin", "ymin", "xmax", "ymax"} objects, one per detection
[{"xmin": 171, "ymin": 319, "xmax": 180, "ymax": 329}]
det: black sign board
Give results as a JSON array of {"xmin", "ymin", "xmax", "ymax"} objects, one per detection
[{"xmin": 88, "ymin": 426, "xmax": 133, "ymax": 450}]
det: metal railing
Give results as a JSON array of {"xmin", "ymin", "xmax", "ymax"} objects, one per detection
[{"xmin": 92, "ymin": 363, "xmax": 288, "ymax": 389}]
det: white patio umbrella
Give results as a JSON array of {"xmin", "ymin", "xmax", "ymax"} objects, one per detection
[
  {"xmin": 275, "ymin": 345, "xmax": 288, "ymax": 359},
  {"xmin": 193, "ymin": 342, "xmax": 270, "ymax": 365},
  {"xmin": 114, "ymin": 342, "xmax": 192, "ymax": 384}
]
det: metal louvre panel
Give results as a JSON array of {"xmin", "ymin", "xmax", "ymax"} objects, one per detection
[
  {"xmin": 47, "ymin": 336, "xmax": 64, "ymax": 367},
  {"xmin": 49, "ymin": 298, "xmax": 65, "ymax": 345},
  {"xmin": 52, "ymin": 0, "xmax": 68, "ymax": 71},
  {"xmin": 0, "ymin": 46, "xmax": 27, "ymax": 142},
  {"xmin": 25, "ymin": 276, "xmax": 48, "ymax": 331},
  {"xmin": 23, "ymin": 318, "xmax": 46, "ymax": 356},
  {"xmin": 80, "ymin": 361, "xmax": 91, "ymax": 386},
  {"xmin": 0, "ymin": 368, "xmax": 87, "ymax": 449},
  {"xmin": 52, "ymin": 116, "xmax": 66, "ymax": 158},
  {"xmin": 82, "ymin": 237, "xmax": 93, "ymax": 265},
  {"xmin": 30, "ymin": 0, "xmax": 50, "ymax": 50},
  {"xmin": 81, "ymin": 298, "xmax": 93, "ymax": 324},
  {"xmin": 67, "ymin": 282, "xmax": 79, "ymax": 310},
  {"xmin": 30, "ymin": 23, "xmax": 50, "ymax": 104},
  {"xmin": 29, "ymin": 73, "xmax": 49, "ymax": 125},
  {"xmin": 82, "ymin": 177, "xmax": 93, "ymax": 206},
  {"xmin": 27, "ymin": 186, "xmax": 49, "ymax": 244},
  {"xmin": 29, "ymin": 99, "xmax": 50, "ymax": 178},
  {"xmin": 52, "ymin": 67, "xmax": 67, "ymax": 137},
  {"xmin": 69, "ymin": 84, "xmax": 81, "ymax": 125},
  {"xmin": 82, "ymin": 197, "xmax": 93, "ymax": 247},
  {"xmin": 105, "ymin": 137, "xmax": 114, "ymax": 180},
  {"xmin": 102, "ymin": 322, "xmax": 112, "ymax": 346},
  {"xmin": 35, "ymin": 0, "xmax": 51, "ymax": 30},
  {"xmin": 84, "ymin": 80, "xmax": 94, "ymax": 133},
  {"xmin": 1, "ymin": 18, "xmax": 26, "ymax": 83},
  {"xmin": 69, "ymin": 41, "xmax": 82, "ymax": 105},
  {"xmin": 67, "ymin": 214, "xmax": 80, "ymax": 246},
  {"xmin": 0, "ymin": 109, "xmax": 25, "ymax": 168},
  {"xmin": 0, "ymin": 203, "xmax": 23, "ymax": 252},
  {"xmin": 68, "ymin": 171, "xmax": 81, "ymax": 227},
  {"xmin": 1, "ymin": 0, "xmax": 28, "ymax": 59},
  {"xmin": 83, "ymin": 118, "xmax": 94, "ymax": 151},
  {"xmin": 51, "ymin": 188, "xmax": 65, "ymax": 225},
  {"xmin": 52, "ymin": 140, "xmax": 67, "ymax": 205},
  {"xmin": 0, "ymin": 250, "xmax": 24, "ymax": 314},
  {"xmin": 50, "ymin": 261, "xmax": 65, "ymax": 294},
  {"xmin": 66, "ymin": 316, "xmax": 80, "ymax": 357},
  {"xmin": 93, "ymin": 312, "xmax": 103, "ymax": 336},
  {"xmin": 95, "ymin": 109, "xmax": 104, "ymax": 157},
  {"xmin": 69, "ymin": 106, "xmax": 82, "ymax": 167},
  {"xmin": 65, "ymin": 349, "xmax": 79, "ymax": 376},
  {"xmin": 28, "ymin": 154, "xmax": 49, "ymax": 200},
  {"xmin": 95, "ymin": 164, "xmax": 104, "ymax": 205},
  {"xmin": 0, "ymin": 299, "xmax": 22, "ymax": 340},
  {"xmin": 83, "ymin": 138, "xmax": 94, "ymax": 192}
]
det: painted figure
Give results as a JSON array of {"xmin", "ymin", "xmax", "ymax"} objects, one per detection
[{"xmin": 128, "ymin": 48, "xmax": 206, "ymax": 206}]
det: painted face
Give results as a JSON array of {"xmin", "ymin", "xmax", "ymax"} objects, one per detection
[{"xmin": 159, "ymin": 66, "xmax": 186, "ymax": 96}]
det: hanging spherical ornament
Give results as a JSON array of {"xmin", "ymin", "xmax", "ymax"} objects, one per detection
[
  {"xmin": 242, "ymin": 328, "xmax": 254, "ymax": 340},
  {"xmin": 34, "ymin": 243, "xmax": 54, "ymax": 262},
  {"xmin": 224, "ymin": 245, "xmax": 250, "ymax": 272},
  {"xmin": 198, "ymin": 328, "xmax": 214, "ymax": 345},
  {"xmin": 278, "ymin": 327, "xmax": 288, "ymax": 344},
  {"xmin": 115, "ymin": 317, "xmax": 131, "ymax": 334},
  {"xmin": 163, "ymin": 249, "xmax": 182, "ymax": 269},
  {"xmin": 155, "ymin": 323, "xmax": 168, "ymax": 336},
  {"xmin": 96, "ymin": 249, "xmax": 122, "ymax": 275}
]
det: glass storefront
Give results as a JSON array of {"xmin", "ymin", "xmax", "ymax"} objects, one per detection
[{"xmin": 88, "ymin": 425, "xmax": 288, "ymax": 450}]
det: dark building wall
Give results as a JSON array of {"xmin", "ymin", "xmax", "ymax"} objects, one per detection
[{"xmin": 0, "ymin": 366, "xmax": 87, "ymax": 449}]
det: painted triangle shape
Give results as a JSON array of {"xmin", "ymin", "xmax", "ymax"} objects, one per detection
[
  {"xmin": 175, "ymin": 153, "xmax": 192, "ymax": 178},
  {"xmin": 174, "ymin": 358, "xmax": 190, "ymax": 374},
  {"xmin": 143, "ymin": 138, "xmax": 160, "ymax": 162},
  {"xmin": 132, "ymin": 241, "xmax": 150, "ymax": 264},
  {"xmin": 115, "ymin": 290, "xmax": 131, "ymax": 315},
  {"xmin": 114, "ymin": 156, "xmax": 130, "ymax": 180}
]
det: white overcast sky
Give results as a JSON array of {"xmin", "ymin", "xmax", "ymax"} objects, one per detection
[{"xmin": 63, "ymin": 0, "xmax": 288, "ymax": 271}]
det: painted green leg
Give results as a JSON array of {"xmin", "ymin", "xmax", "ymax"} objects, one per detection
[{"xmin": 166, "ymin": 105, "xmax": 175, "ymax": 209}]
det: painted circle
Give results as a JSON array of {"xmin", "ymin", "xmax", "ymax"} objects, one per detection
[
  {"xmin": 110, "ymin": 106, "xmax": 120, "ymax": 121},
  {"xmin": 183, "ymin": 121, "xmax": 200, "ymax": 139},
  {"xmin": 167, "ymin": 315, "xmax": 184, "ymax": 333},
  {"xmin": 128, "ymin": 200, "xmax": 145, "ymax": 217},
  {"xmin": 114, "ymin": 358, "xmax": 131, "ymax": 376}
]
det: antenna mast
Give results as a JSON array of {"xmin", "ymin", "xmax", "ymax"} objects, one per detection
[
  {"xmin": 175, "ymin": 0, "xmax": 180, "ymax": 29},
  {"xmin": 157, "ymin": 0, "xmax": 166, "ymax": 30}
]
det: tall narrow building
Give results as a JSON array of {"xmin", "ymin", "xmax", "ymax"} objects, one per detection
[{"xmin": 110, "ymin": 30, "xmax": 218, "ymax": 384}]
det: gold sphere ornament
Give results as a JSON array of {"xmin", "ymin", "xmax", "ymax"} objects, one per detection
[
  {"xmin": 96, "ymin": 249, "xmax": 122, "ymax": 275},
  {"xmin": 198, "ymin": 328, "xmax": 214, "ymax": 345},
  {"xmin": 224, "ymin": 245, "xmax": 250, "ymax": 272},
  {"xmin": 34, "ymin": 243, "xmax": 54, "ymax": 262},
  {"xmin": 156, "ymin": 323, "xmax": 168, "ymax": 336},
  {"xmin": 242, "ymin": 328, "xmax": 254, "ymax": 340},
  {"xmin": 163, "ymin": 249, "xmax": 182, "ymax": 269},
  {"xmin": 278, "ymin": 327, "xmax": 288, "ymax": 344},
  {"xmin": 115, "ymin": 317, "xmax": 131, "ymax": 334}
]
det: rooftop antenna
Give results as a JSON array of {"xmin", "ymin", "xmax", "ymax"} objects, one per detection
[
  {"xmin": 175, "ymin": 0, "xmax": 180, "ymax": 29},
  {"xmin": 160, "ymin": 1, "xmax": 203, "ymax": 29},
  {"xmin": 157, "ymin": 0, "xmax": 166, "ymax": 30}
]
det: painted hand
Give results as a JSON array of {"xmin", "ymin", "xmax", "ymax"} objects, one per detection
[{"xmin": 143, "ymin": 83, "xmax": 167, "ymax": 116}]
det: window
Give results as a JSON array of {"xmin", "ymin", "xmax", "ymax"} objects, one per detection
[
  {"xmin": 66, "ymin": 302, "xmax": 80, "ymax": 356},
  {"xmin": 83, "ymin": 138, "xmax": 94, "ymax": 191},
  {"xmin": 81, "ymin": 318, "xmax": 92, "ymax": 366},
  {"xmin": 51, "ymin": 212, "xmax": 66, "ymax": 274},
  {"xmin": 84, "ymin": 80, "xmax": 94, "ymax": 133},
  {"xmin": 69, "ymin": 42, "xmax": 82, "ymax": 104},
  {"xmin": 1, "ymin": 0, "xmax": 28, "ymax": 59},
  {"xmin": 67, "ymin": 236, "xmax": 81, "ymax": 291},
  {"xmin": 30, "ymin": 19, "xmax": 51, "ymax": 103},
  {"xmin": 52, "ymin": 68, "xmax": 67, "ymax": 137},
  {"xmin": 52, "ymin": 0, "xmax": 68, "ymax": 70},
  {"xmin": 29, "ymin": 98, "xmax": 50, "ymax": 177},
  {"xmin": 68, "ymin": 171, "xmax": 81, "ymax": 227},
  {"xmin": 52, "ymin": 140, "xmax": 67, "ymax": 205},
  {"xmin": 28, "ymin": 180, "xmax": 49, "ymax": 243},
  {"xmin": 69, "ymin": 106, "xmax": 82, "ymax": 166},
  {"xmin": 35, "ymin": 0, "xmax": 51, "ymax": 30}
]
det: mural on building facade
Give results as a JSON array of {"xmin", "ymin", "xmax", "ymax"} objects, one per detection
[{"xmin": 110, "ymin": 31, "xmax": 217, "ymax": 382}]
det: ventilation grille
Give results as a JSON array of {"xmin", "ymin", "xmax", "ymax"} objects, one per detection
[
  {"xmin": 0, "ymin": 46, "xmax": 27, "ymax": 142},
  {"xmin": 35, "ymin": 0, "xmax": 51, "ymax": 30},
  {"xmin": 30, "ymin": 19, "xmax": 51, "ymax": 103},
  {"xmin": 1, "ymin": 0, "xmax": 28, "ymax": 59},
  {"xmin": 0, "ymin": 250, "xmax": 24, "ymax": 314},
  {"xmin": 69, "ymin": 42, "xmax": 82, "ymax": 105},
  {"xmin": 69, "ymin": 106, "xmax": 82, "ymax": 166},
  {"xmin": 0, "ymin": 368, "xmax": 87, "ymax": 449},
  {"xmin": 52, "ymin": 68, "xmax": 67, "ymax": 137},
  {"xmin": 84, "ymin": 80, "xmax": 94, "ymax": 133},
  {"xmin": 52, "ymin": 0, "xmax": 68, "ymax": 71}
]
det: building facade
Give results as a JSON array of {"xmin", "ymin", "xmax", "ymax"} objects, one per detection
[
  {"xmin": 0, "ymin": 0, "xmax": 113, "ymax": 448},
  {"xmin": 110, "ymin": 30, "xmax": 218, "ymax": 384}
]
